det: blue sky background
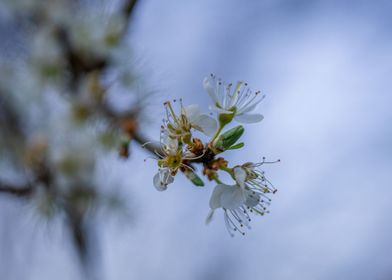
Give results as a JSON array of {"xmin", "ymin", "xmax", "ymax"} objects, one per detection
[{"xmin": 1, "ymin": 0, "xmax": 392, "ymax": 279}]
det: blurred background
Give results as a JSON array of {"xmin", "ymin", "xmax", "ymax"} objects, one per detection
[{"xmin": 0, "ymin": 0, "xmax": 392, "ymax": 279}]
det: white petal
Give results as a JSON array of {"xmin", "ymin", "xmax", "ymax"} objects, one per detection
[
  {"xmin": 165, "ymin": 173, "xmax": 174, "ymax": 184},
  {"xmin": 192, "ymin": 114, "xmax": 217, "ymax": 137},
  {"xmin": 205, "ymin": 209, "xmax": 215, "ymax": 225},
  {"xmin": 203, "ymin": 76, "xmax": 219, "ymax": 104},
  {"xmin": 228, "ymin": 81, "xmax": 243, "ymax": 108},
  {"xmin": 183, "ymin": 104, "xmax": 201, "ymax": 123},
  {"xmin": 163, "ymin": 136, "xmax": 178, "ymax": 155},
  {"xmin": 244, "ymin": 190, "xmax": 260, "ymax": 207},
  {"xmin": 220, "ymin": 185, "xmax": 246, "ymax": 209},
  {"xmin": 233, "ymin": 166, "xmax": 247, "ymax": 189},
  {"xmin": 234, "ymin": 113, "xmax": 264, "ymax": 123},
  {"xmin": 153, "ymin": 172, "xmax": 167, "ymax": 191},
  {"xmin": 209, "ymin": 184, "xmax": 227, "ymax": 209},
  {"xmin": 209, "ymin": 105, "xmax": 232, "ymax": 114},
  {"xmin": 153, "ymin": 169, "xmax": 174, "ymax": 191}
]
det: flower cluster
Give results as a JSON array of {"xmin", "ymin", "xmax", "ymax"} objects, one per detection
[{"xmin": 152, "ymin": 75, "xmax": 278, "ymax": 236}]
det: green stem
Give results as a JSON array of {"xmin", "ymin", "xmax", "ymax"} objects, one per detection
[
  {"xmin": 213, "ymin": 177, "xmax": 223, "ymax": 184},
  {"xmin": 220, "ymin": 166, "xmax": 234, "ymax": 179},
  {"xmin": 211, "ymin": 112, "xmax": 235, "ymax": 143},
  {"xmin": 211, "ymin": 124, "xmax": 224, "ymax": 143}
]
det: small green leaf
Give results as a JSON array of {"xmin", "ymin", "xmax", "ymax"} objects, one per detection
[
  {"xmin": 213, "ymin": 125, "xmax": 244, "ymax": 153},
  {"xmin": 183, "ymin": 169, "xmax": 205, "ymax": 187},
  {"xmin": 228, "ymin": 142, "xmax": 244, "ymax": 150}
]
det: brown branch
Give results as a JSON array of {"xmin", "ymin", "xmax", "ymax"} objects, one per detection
[
  {"xmin": 0, "ymin": 182, "xmax": 33, "ymax": 198},
  {"xmin": 132, "ymin": 132, "xmax": 159, "ymax": 155},
  {"xmin": 55, "ymin": 26, "xmax": 107, "ymax": 90},
  {"xmin": 122, "ymin": 0, "xmax": 139, "ymax": 22},
  {"xmin": 1, "ymin": 2, "xmax": 144, "ymax": 277},
  {"xmin": 0, "ymin": 93, "xmax": 25, "ymax": 138}
]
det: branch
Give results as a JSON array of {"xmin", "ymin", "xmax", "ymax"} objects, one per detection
[
  {"xmin": 132, "ymin": 132, "xmax": 159, "ymax": 155},
  {"xmin": 122, "ymin": 0, "xmax": 139, "ymax": 22},
  {"xmin": 0, "ymin": 182, "xmax": 33, "ymax": 198},
  {"xmin": 0, "ymin": 93, "xmax": 25, "ymax": 138}
]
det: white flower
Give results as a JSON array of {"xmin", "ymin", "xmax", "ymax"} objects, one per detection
[
  {"xmin": 203, "ymin": 74, "xmax": 265, "ymax": 123},
  {"xmin": 152, "ymin": 127, "xmax": 204, "ymax": 191},
  {"xmin": 153, "ymin": 168, "xmax": 174, "ymax": 191},
  {"xmin": 206, "ymin": 164, "xmax": 276, "ymax": 236},
  {"xmin": 207, "ymin": 183, "xmax": 255, "ymax": 236},
  {"xmin": 164, "ymin": 101, "xmax": 217, "ymax": 139}
]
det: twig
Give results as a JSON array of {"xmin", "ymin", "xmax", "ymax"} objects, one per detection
[
  {"xmin": 122, "ymin": 0, "xmax": 139, "ymax": 24},
  {"xmin": 0, "ymin": 182, "xmax": 33, "ymax": 198}
]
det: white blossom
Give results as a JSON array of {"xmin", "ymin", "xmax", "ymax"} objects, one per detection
[
  {"xmin": 153, "ymin": 168, "xmax": 174, "ymax": 191},
  {"xmin": 207, "ymin": 183, "xmax": 255, "ymax": 236},
  {"xmin": 151, "ymin": 127, "xmax": 202, "ymax": 191},
  {"xmin": 203, "ymin": 74, "xmax": 265, "ymax": 123},
  {"xmin": 206, "ymin": 164, "xmax": 276, "ymax": 236}
]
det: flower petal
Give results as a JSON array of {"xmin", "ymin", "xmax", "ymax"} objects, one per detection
[
  {"xmin": 192, "ymin": 114, "xmax": 217, "ymax": 137},
  {"xmin": 209, "ymin": 184, "xmax": 227, "ymax": 209},
  {"xmin": 205, "ymin": 209, "xmax": 215, "ymax": 225},
  {"xmin": 220, "ymin": 185, "xmax": 245, "ymax": 209},
  {"xmin": 203, "ymin": 76, "xmax": 219, "ymax": 104},
  {"xmin": 183, "ymin": 104, "xmax": 201, "ymax": 123},
  {"xmin": 153, "ymin": 168, "xmax": 174, "ymax": 191},
  {"xmin": 153, "ymin": 172, "xmax": 167, "ymax": 191},
  {"xmin": 234, "ymin": 113, "xmax": 264, "ymax": 123},
  {"xmin": 227, "ymin": 81, "xmax": 243, "ymax": 108},
  {"xmin": 233, "ymin": 166, "xmax": 247, "ymax": 189},
  {"xmin": 244, "ymin": 190, "xmax": 260, "ymax": 207},
  {"xmin": 163, "ymin": 136, "xmax": 178, "ymax": 155}
]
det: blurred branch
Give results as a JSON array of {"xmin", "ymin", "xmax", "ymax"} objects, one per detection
[
  {"xmin": 0, "ymin": 2, "xmax": 150, "ymax": 279},
  {"xmin": 133, "ymin": 132, "xmax": 159, "ymax": 154},
  {"xmin": 0, "ymin": 93, "xmax": 24, "ymax": 138},
  {"xmin": 122, "ymin": 0, "xmax": 139, "ymax": 21},
  {"xmin": 65, "ymin": 204, "xmax": 88, "ymax": 263},
  {"xmin": 55, "ymin": 26, "xmax": 107, "ymax": 90},
  {"xmin": 52, "ymin": 0, "xmax": 139, "ymax": 90},
  {"xmin": 0, "ymin": 181, "xmax": 32, "ymax": 197}
]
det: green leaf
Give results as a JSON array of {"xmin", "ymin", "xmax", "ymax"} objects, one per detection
[
  {"xmin": 228, "ymin": 142, "xmax": 244, "ymax": 150},
  {"xmin": 213, "ymin": 125, "xmax": 244, "ymax": 153},
  {"xmin": 183, "ymin": 169, "xmax": 205, "ymax": 187}
]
